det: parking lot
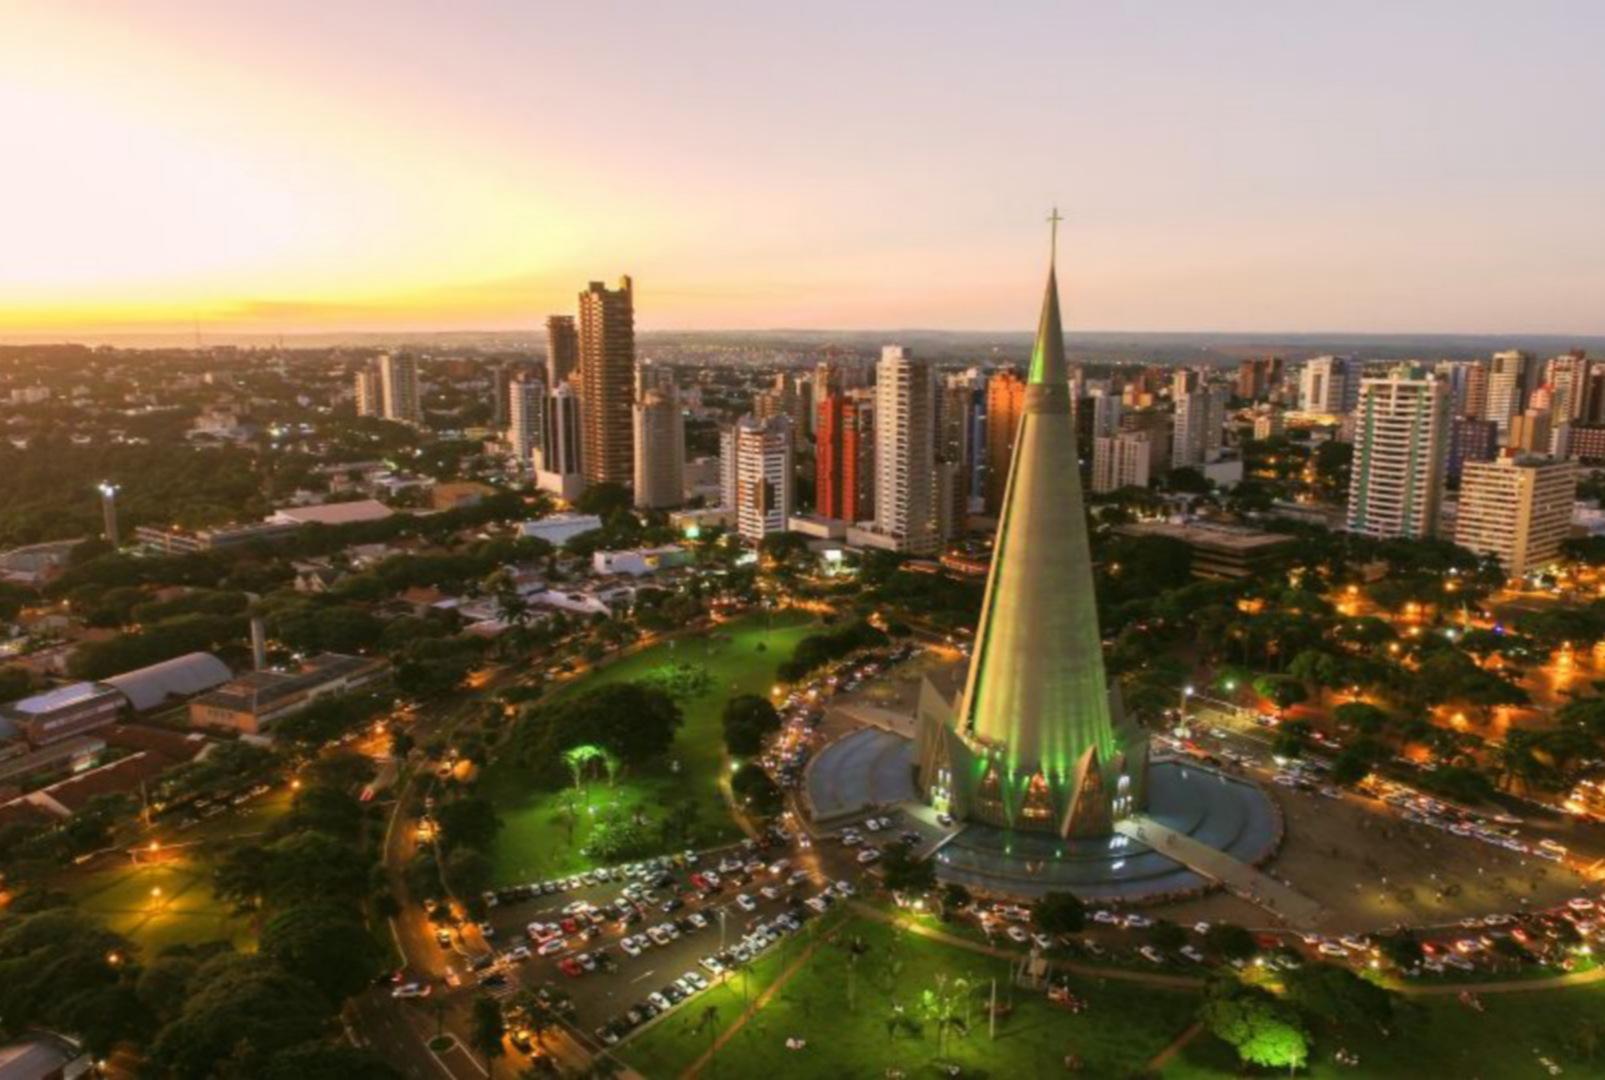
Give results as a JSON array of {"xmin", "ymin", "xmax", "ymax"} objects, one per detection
[{"xmin": 425, "ymin": 826, "xmax": 877, "ymax": 1056}]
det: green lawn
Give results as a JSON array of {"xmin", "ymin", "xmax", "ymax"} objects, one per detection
[
  {"xmin": 484, "ymin": 610, "xmax": 818, "ymax": 885},
  {"xmin": 1163, "ymin": 982, "xmax": 1605, "ymax": 1079},
  {"xmin": 57, "ymin": 788, "xmax": 292, "ymax": 957},
  {"xmin": 625, "ymin": 914, "xmax": 1199, "ymax": 1079}
]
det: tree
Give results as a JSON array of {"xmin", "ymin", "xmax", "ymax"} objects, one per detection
[
  {"xmin": 1200, "ymin": 984, "xmax": 1309, "ymax": 1073},
  {"xmin": 261, "ymin": 902, "xmax": 384, "ymax": 1003},
  {"xmin": 880, "ymin": 846, "xmax": 937, "ymax": 893},
  {"xmin": 434, "ymin": 796, "xmax": 503, "ymax": 853},
  {"xmin": 1149, "ymin": 919, "xmax": 1187, "ymax": 952},
  {"xmin": 446, "ymin": 846, "xmax": 496, "ymax": 898},
  {"xmin": 1375, "ymin": 929, "xmax": 1424, "ymax": 971},
  {"xmin": 1333, "ymin": 701, "xmax": 1390, "ymax": 735},
  {"xmin": 470, "ymin": 993, "xmax": 507, "ymax": 1077},
  {"xmin": 147, "ymin": 956, "xmax": 331, "ymax": 1080},
  {"xmin": 1203, "ymin": 922, "xmax": 1257, "ymax": 962},
  {"xmin": 721, "ymin": 694, "xmax": 781, "ymax": 757},
  {"xmin": 214, "ymin": 831, "xmax": 369, "ymax": 911},
  {"xmin": 730, "ymin": 764, "xmax": 782, "ymax": 818},
  {"xmin": 514, "ymin": 682, "xmax": 683, "ymax": 776},
  {"xmin": 1031, "ymin": 892, "xmax": 1085, "ymax": 935},
  {"xmin": 1283, "ymin": 962, "xmax": 1394, "ymax": 1028}
]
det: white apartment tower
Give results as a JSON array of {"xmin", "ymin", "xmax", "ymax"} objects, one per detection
[
  {"xmin": 632, "ymin": 385, "xmax": 685, "ymax": 510},
  {"xmin": 1092, "ymin": 431, "xmax": 1158, "ymax": 494},
  {"xmin": 535, "ymin": 382, "xmax": 585, "ymax": 502},
  {"xmin": 354, "ymin": 368, "xmax": 382, "ymax": 417},
  {"xmin": 507, "ymin": 375, "xmax": 545, "ymax": 470},
  {"xmin": 1345, "ymin": 365, "xmax": 1450, "ymax": 539},
  {"xmin": 726, "ymin": 416, "xmax": 793, "ymax": 544},
  {"xmin": 1455, "ymin": 456, "xmax": 1577, "ymax": 578},
  {"xmin": 1484, "ymin": 350, "xmax": 1531, "ymax": 439},
  {"xmin": 1299, "ymin": 356, "xmax": 1358, "ymax": 414},
  {"xmin": 1171, "ymin": 370, "xmax": 1227, "ymax": 469},
  {"xmin": 873, "ymin": 346, "xmax": 939, "ymax": 554}
]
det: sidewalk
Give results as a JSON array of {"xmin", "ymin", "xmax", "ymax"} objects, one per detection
[{"xmin": 1115, "ymin": 817, "xmax": 1327, "ymax": 927}]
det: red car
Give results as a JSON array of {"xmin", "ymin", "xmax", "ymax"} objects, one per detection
[{"xmin": 558, "ymin": 957, "xmax": 585, "ymax": 978}]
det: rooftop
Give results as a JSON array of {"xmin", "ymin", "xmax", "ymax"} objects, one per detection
[
  {"xmin": 1116, "ymin": 519, "xmax": 1296, "ymax": 553},
  {"xmin": 3, "ymin": 681, "xmax": 120, "ymax": 716}
]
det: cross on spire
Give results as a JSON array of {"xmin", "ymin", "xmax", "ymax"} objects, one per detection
[{"xmin": 1047, "ymin": 206, "xmax": 1063, "ymax": 263}]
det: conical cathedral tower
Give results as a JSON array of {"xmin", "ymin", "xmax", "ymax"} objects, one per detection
[{"xmin": 916, "ymin": 217, "xmax": 1147, "ymax": 837}]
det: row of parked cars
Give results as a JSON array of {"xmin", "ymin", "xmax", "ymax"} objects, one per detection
[
  {"xmin": 593, "ymin": 883, "xmax": 854, "ymax": 1047},
  {"xmin": 483, "ymin": 853, "xmax": 696, "ymax": 909}
]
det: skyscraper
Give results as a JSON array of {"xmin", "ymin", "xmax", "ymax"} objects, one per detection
[
  {"xmin": 1171, "ymin": 370, "xmax": 1228, "ymax": 470},
  {"xmin": 1299, "ymin": 356, "xmax": 1358, "ymax": 414},
  {"xmin": 1485, "ymin": 349, "xmax": 1531, "ymax": 439},
  {"xmin": 936, "ymin": 374, "xmax": 980, "ymax": 534},
  {"xmin": 1091, "ymin": 430, "xmax": 1158, "ymax": 494},
  {"xmin": 1345, "ymin": 365, "xmax": 1450, "ymax": 540},
  {"xmin": 507, "ymin": 374, "xmax": 545, "ymax": 470},
  {"xmin": 536, "ymin": 382, "xmax": 584, "ymax": 501},
  {"xmin": 577, "ymin": 278, "xmax": 635, "ymax": 486},
  {"xmin": 1455, "ymin": 456, "xmax": 1577, "ymax": 578},
  {"xmin": 816, "ymin": 390, "xmax": 875, "ymax": 522},
  {"xmin": 983, "ymin": 368, "xmax": 1026, "ymax": 514},
  {"xmin": 725, "ymin": 416, "xmax": 793, "ymax": 544},
  {"xmin": 354, "ymin": 367, "xmax": 381, "ymax": 417},
  {"xmin": 546, "ymin": 315, "xmax": 579, "ymax": 388},
  {"xmin": 378, "ymin": 353, "xmax": 422, "ymax": 424},
  {"xmin": 873, "ymin": 346, "xmax": 938, "ymax": 554},
  {"xmin": 915, "ymin": 228, "xmax": 1146, "ymax": 838},
  {"xmin": 632, "ymin": 385, "xmax": 685, "ymax": 509}
]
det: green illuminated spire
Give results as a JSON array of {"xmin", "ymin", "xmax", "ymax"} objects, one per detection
[{"xmin": 955, "ymin": 210, "xmax": 1119, "ymax": 831}]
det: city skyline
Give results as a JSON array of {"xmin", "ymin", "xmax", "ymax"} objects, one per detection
[{"xmin": 5, "ymin": 2, "xmax": 1604, "ymax": 338}]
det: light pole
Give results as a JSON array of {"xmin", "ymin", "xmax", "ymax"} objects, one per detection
[
  {"xmin": 98, "ymin": 482, "xmax": 120, "ymax": 549},
  {"xmin": 1178, "ymin": 684, "xmax": 1194, "ymax": 724}
]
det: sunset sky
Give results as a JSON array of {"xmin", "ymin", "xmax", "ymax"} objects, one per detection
[{"xmin": 3, "ymin": 1, "xmax": 1602, "ymax": 337}]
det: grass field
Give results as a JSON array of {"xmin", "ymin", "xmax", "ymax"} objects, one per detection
[
  {"xmin": 484, "ymin": 610, "xmax": 818, "ymax": 886},
  {"xmin": 57, "ymin": 787, "xmax": 292, "ymax": 957},
  {"xmin": 624, "ymin": 914, "xmax": 1200, "ymax": 1079},
  {"xmin": 1163, "ymin": 981, "xmax": 1605, "ymax": 1079}
]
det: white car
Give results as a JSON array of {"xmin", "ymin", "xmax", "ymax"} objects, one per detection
[
  {"xmin": 700, "ymin": 955, "xmax": 726, "ymax": 976},
  {"xmin": 1005, "ymin": 926, "xmax": 1029, "ymax": 944},
  {"xmin": 537, "ymin": 938, "xmax": 568, "ymax": 957},
  {"xmin": 835, "ymin": 880, "xmax": 855, "ymax": 897},
  {"xmin": 1193, "ymin": 921, "xmax": 1211, "ymax": 935},
  {"xmin": 735, "ymin": 893, "xmax": 758, "ymax": 912},
  {"xmin": 761, "ymin": 885, "xmax": 782, "ymax": 901},
  {"xmin": 687, "ymin": 912, "xmax": 709, "ymax": 929},
  {"xmin": 1180, "ymin": 945, "xmax": 1205, "ymax": 963},
  {"xmin": 392, "ymin": 982, "xmax": 431, "ymax": 999},
  {"xmin": 857, "ymin": 849, "xmax": 881, "ymax": 865},
  {"xmin": 619, "ymin": 937, "xmax": 643, "ymax": 957},
  {"xmin": 865, "ymin": 818, "xmax": 883, "ymax": 832},
  {"xmin": 1139, "ymin": 946, "xmax": 1165, "ymax": 964}
]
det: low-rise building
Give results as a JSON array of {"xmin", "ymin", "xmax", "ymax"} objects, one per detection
[
  {"xmin": 1114, "ymin": 519, "xmax": 1296, "ymax": 580},
  {"xmin": 135, "ymin": 520, "xmax": 303, "ymax": 555},
  {"xmin": 188, "ymin": 654, "xmax": 390, "ymax": 736},
  {"xmin": 592, "ymin": 545, "xmax": 692, "ymax": 577},
  {"xmin": 1, "ymin": 683, "xmax": 124, "ymax": 746},
  {"xmin": 268, "ymin": 499, "xmax": 393, "ymax": 527},
  {"xmin": 518, "ymin": 513, "xmax": 603, "ymax": 548}
]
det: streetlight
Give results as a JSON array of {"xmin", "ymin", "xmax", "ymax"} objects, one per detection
[{"xmin": 97, "ymin": 483, "xmax": 120, "ymax": 548}]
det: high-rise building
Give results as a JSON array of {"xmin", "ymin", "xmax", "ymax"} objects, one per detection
[
  {"xmin": 1463, "ymin": 361, "xmax": 1490, "ymax": 420},
  {"xmin": 1446, "ymin": 417, "xmax": 1499, "ymax": 480},
  {"xmin": 632, "ymin": 385, "xmax": 685, "ymax": 509},
  {"xmin": 1091, "ymin": 430, "xmax": 1158, "ymax": 493},
  {"xmin": 1236, "ymin": 356, "xmax": 1284, "ymax": 401},
  {"xmin": 1299, "ymin": 356, "xmax": 1358, "ymax": 414},
  {"xmin": 1345, "ymin": 365, "xmax": 1450, "ymax": 540},
  {"xmin": 1455, "ymin": 456, "xmax": 1577, "ymax": 578},
  {"xmin": 546, "ymin": 315, "xmax": 579, "ymax": 388},
  {"xmin": 492, "ymin": 363, "xmax": 514, "ymax": 427},
  {"xmin": 507, "ymin": 374, "xmax": 545, "ymax": 470},
  {"xmin": 1434, "ymin": 360, "xmax": 1482, "ymax": 419},
  {"xmin": 577, "ymin": 277, "xmax": 635, "ymax": 486},
  {"xmin": 815, "ymin": 391, "xmax": 875, "ymax": 522},
  {"xmin": 536, "ymin": 382, "xmax": 584, "ymax": 501},
  {"xmin": 915, "ymin": 238, "xmax": 1147, "ymax": 838},
  {"xmin": 984, "ymin": 368, "xmax": 1026, "ymax": 514},
  {"xmin": 1171, "ymin": 370, "xmax": 1227, "ymax": 469},
  {"xmin": 1485, "ymin": 350, "xmax": 1531, "ymax": 439},
  {"xmin": 1547, "ymin": 351, "xmax": 1591, "ymax": 423},
  {"xmin": 1251, "ymin": 407, "xmax": 1284, "ymax": 441},
  {"xmin": 378, "ymin": 353, "xmax": 422, "ymax": 424},
  {"xmin": 936, "ymin": 375, "xmax": 979, "ymax": 534},
  {"xmin": 873, "ymin": 346, "xmax": 939, "ymax": 554},
  {"xmin": 354, "ymin": 367, "xmax": 381, "ymax": 417},
  {"xmin": 725, "ymin": 416, "xmax": 793, "ymax": 544},
  {"xmin": 1507, "ymin": 409, "xmax": 1553, "ymax": 455}
]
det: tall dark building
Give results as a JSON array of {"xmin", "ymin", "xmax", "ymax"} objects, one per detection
[
  {"xmin": 1447, "ymin": 417, "xmax": 1499, "ymax": 481},
  {"xmin": 816, "ymin": 391, "xmax": 873, "ymax": 522},
  {"xmin": 576, "ymin": 278, "xmax": 635, "ymax": 487},
  {"xmin": 546, "ymin": 315, "xmax": 579, "ymax": 388}
]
